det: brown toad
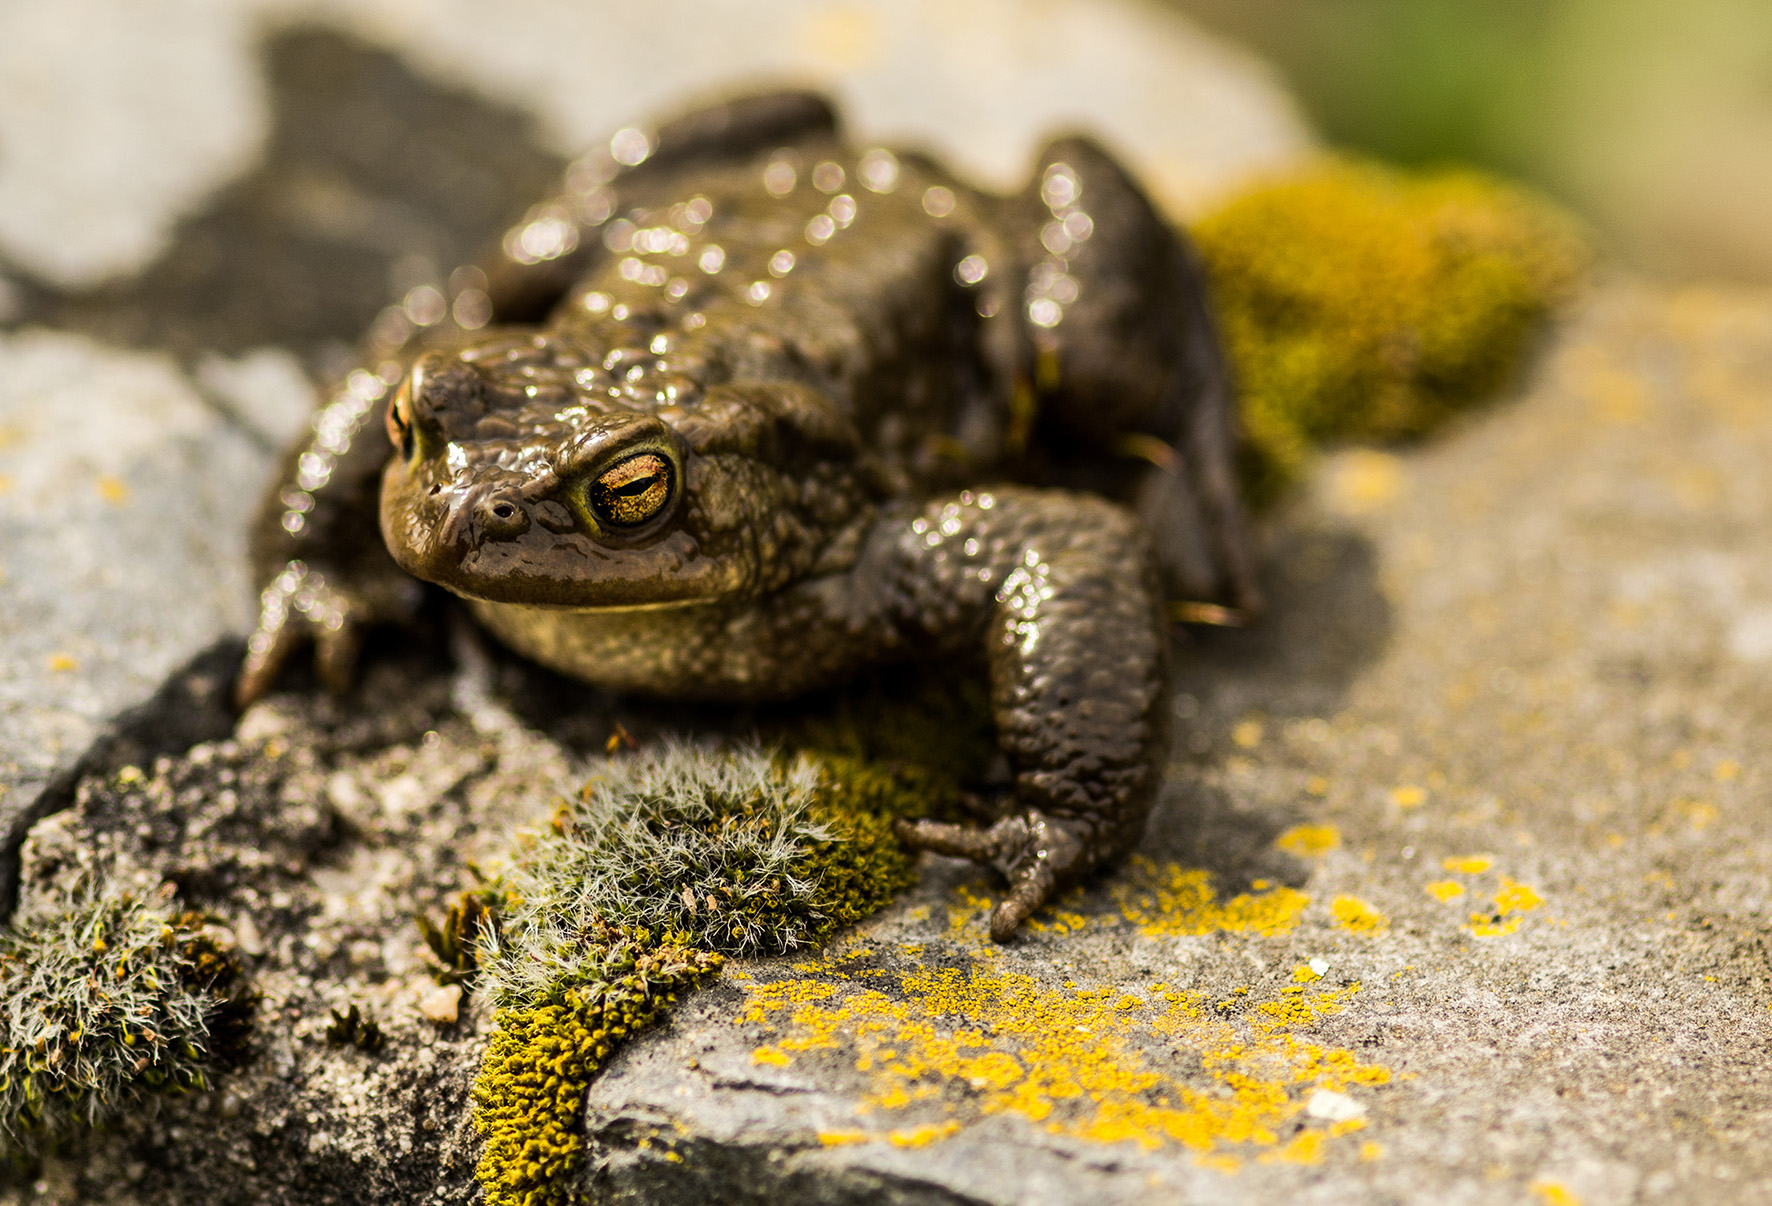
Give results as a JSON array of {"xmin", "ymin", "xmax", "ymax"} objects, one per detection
[{"xmin": 238, "ymin": 92, "xmax": 1260, "ymax": 940}]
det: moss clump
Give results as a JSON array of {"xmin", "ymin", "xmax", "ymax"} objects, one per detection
[
  {"xmin": 0, "ymin": 885, "xmax": 246, "ymax": 1156},
  {"xmin": 472, "ymin": 923, "xmax": 720, "ymax": 1206},
  {"xmin": 471, "ymin": 744, "xmax": 939, "ymax": 1206},
  {"xmin": 416, "ymin": 885, "xmax": 499, "ymax": 987},
  {"xmin": 1194, "ymin": 157, "xmax": 1586, "ymax": 501},
  {"xmin": 323, "ymin": 1004, "xmax": 386, "ymax": 1052},
  {"xmin": 487, "ymin": 746, "xmax": 924, "ymax": 995}
]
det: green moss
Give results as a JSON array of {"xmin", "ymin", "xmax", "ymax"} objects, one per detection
[
  {"xmin": 416, "ymin": 885, "xmax": 500, "ymax": 987},
  {"xmin": 472, "ymin": 924, "xmax": 721, "ymax": 1206},
  {"xmin": 0, "ymin": 886, "xmax": 247, "ymax": 1156},
  {"xmin": 485, "ymin": 746, "xmax": 935, "ymax": 993},
  {"xmin": 796, "ymin": 754, "xmax": 941, "ymax": 932},
  {"xmin": 323, "ymin": 1004, "xmax": 385, "ymax": 1053},
  {"xmin": 1194, "ymin": 156, "xmax": 1586, "ymax": 502},
  {"xmin": 470, "ymin": 745, "xmax": 942, "ymax": 1206}
]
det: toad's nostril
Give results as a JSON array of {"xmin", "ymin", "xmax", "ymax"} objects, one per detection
[{"xmin": 474, "ymin": 493, "xmax": 530, "ymax": 541}]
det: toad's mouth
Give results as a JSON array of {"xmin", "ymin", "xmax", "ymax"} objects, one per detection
[
  {"xmin": 442, "ymin": 589, "xmax": 721, "ymax": 614},
  {"xmin": 389, "ymin": 523, "xmax": 744, "ymax": 609}
]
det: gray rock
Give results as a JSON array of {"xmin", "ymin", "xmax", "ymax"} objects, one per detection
[
  {"xmin": 6, "ymin": 650, "xmax": 577, "ymax": 1205},
  {"xmin": 0, "ymin": 330, "xmax": 268, "ymax": 909},
  {"xmin": 195, "ymin": 348, "xmax": 320, "ymax": 451},
  {"xmin": 12, "ymin": 285, "xmax": 1772, "ymax": 1206}
]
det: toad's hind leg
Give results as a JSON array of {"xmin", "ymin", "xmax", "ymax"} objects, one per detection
[
  {"xmin": 1010, "ymin": 136, "xmax": 1262, "ymax": 617},
  {"xmin": 876, "ymin": 490, "xmax": 1169, "ymax": 941}
]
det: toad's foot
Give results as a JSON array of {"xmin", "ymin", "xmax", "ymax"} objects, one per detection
[
  {"xmin": 895, "ymin": 810, "xmax": 1093, "ymax": 942},
  {"xmin": 235, "ymin": 559, "xmax": 421, "ymax": 707}
]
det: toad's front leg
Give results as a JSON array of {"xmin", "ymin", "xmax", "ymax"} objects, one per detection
[{"xmin": 866, "ymin": 488, "xmax": 1170, "ymax": 940}]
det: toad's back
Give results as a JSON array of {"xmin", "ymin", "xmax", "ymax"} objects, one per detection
[{"xmin": 543, "ymin": 142, "xmax": 1022, "ymax": 493}]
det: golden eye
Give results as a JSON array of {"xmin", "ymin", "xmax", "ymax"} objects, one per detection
[
  {"xmin": 589, "ymin": 453, "xmax": 672, "ymax": 527},
  {"xmin": 385, "ymin": 382, "xmax": 414, "ymax": 457}
]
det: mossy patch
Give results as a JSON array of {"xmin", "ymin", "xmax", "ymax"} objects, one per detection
[
  {"xmin": 472, "ymin": 924, "xmax": 721, "ymax": 1206},
  {"xmin": 471, "ymin": 744, "xmax": 943, "ymax": 1206},
  {"xmin": 0, "ymin": 884, "xmax": 248, "ymax": 1157},
  {"xmin": 1194, "ymin": 157, "xmax": 1586, "ymax": 501}
]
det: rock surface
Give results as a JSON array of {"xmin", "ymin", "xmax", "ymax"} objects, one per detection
[
  {"xmin": 0, "ymin": 331, "xmax": 280, "ymax": 909},
  {"xmin": 4, "ymin": 644, "xmax": 571, "ymax": 1204}
]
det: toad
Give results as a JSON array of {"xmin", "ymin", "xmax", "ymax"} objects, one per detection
[{"xmin": 237, "ymin": 92, "xmax": 1260, "ymax": 940}]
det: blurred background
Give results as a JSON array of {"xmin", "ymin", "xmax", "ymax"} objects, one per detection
[
  {"xmin": 1166, "ymin": 0, "xmax": 1772, "ymax": 283},
  {"xmin": 2, "ymin": 0, "xmax": 1769, "ymax": 325}
]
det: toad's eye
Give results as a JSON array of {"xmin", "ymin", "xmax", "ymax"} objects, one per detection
[
  {"xmin": 385, "ymin": 382, "xmax": 415, "ymax": 459},
  {"xmin": 589, "ymin": 453, "xmax": 673, "ymax": 527}
]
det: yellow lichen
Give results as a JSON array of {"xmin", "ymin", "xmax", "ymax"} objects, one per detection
[
  {"xmin": 472, "ymin": 932, "xmax": 723, "ymax": 1206},
  {"xmin": 1493, "ymin": 877, "xmax": 1543, "ymax": 914},
  {"xmin": 1442, "ymin": 855, "xmax": 1493, "ymax": 874},
  {"xmin": 1467, "ymin": 876, "xmax": 1545, "ymax": 938},
  {"xmin": 889, "ymin": 1121, "xmax": 962, "ymax": 1148},
  {"xmin": 1276, "ymin": 825, "xmax": 1341, "ymax": 858},
  {"xmin": 1331, "ymin": 896, "xmax": 1389, "ymax": 935},
  {"xmin": 1389, "ymin": 785, "xmax": 1426, "ymax": 809},
  {"xmin": 1531, "ymin": 1181, "xmax": 1582, "ymax": 1206},
  {"xmin": 1113, "ymin": 859, "xmax": 1310, "ymax": 939},
  {"xmin": 742, "ymin": 942, "xmax": 1390, "ymax": 1163},
  {"xmin": 1194, "ymin": 156, "xmax": 1585, "ymax": 500},
  {"xmin": 1424, "ymin": 880, "xmax": 1466, "ymax": 903}
]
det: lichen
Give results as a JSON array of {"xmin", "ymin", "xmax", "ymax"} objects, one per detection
[
  {"xmin": 1467, "ymin": 875, "xmax": 1545, "ymax": 937},
  {"xmin": 0, "ymin": 884, "xmax": 247, "ymax": 1156},
  {"xmin": 741, "ymin": 940, "xmax": 1390, "ymax": 1162},
  {"xmin": 1194, "ymin": 157, "xmax": 1586, "ymax": 501},
  {"xmin": 1110, "ymin": 859, "xmax": 1311, "ymax": 940},
  {"xmin": 1330, "ymin": 895, "xmax": 1389, "ymax": 935},
  {"xmin": 470, "ymin": 743, "xmax": 941, "ymax": 1206}
]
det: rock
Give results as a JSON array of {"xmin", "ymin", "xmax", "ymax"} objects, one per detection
[
  {"xmin": 0, "ymin": 329, "xmax": 267, "ymax": 913},
  {"xmin": 421, "ymin": 984, "xmax": 463, "ymax": 1025},
  {"xmin": 0, "ymin": 0, "xmax": 1309, "ymax": 289},
  {"xmin": 6, "ymin": 653, "xmax": 576, "ymax": 1204},
  {"xmin": 195, "ymin": 347, "xmax": 319, "ymax": 450}
]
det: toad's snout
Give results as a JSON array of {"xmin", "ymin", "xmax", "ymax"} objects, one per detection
[{"xmin": 437, "ymin": 484, "xmax": 531, "ymax": 552}]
